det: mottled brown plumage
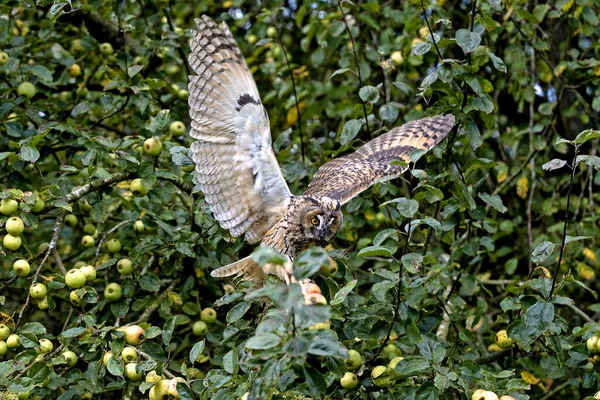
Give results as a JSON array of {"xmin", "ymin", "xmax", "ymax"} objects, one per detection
[{"xmin": 188, "ymin": 16, "xmax": 455, "ymax": 285}]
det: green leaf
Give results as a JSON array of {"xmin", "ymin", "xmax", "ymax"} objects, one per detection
[
  {"xmin": 358, "ymin": 86, "xmax": 380, "ymax": 103},
  {"xmin": 565, "ymin": 235, "xmax": 591, "ymax": 244},
  {"xmin": 357, "ymin": 245, "xmax": 393, "ymax": 258},
  {"xmin": 379, "ymin": 102, "xmax": 401, "ymax": 122},
  {"xmin": 19, "ymin": 143, "xmax": 40, "ymax": 163},
  {"xmin": 252, "ymin": 246, "xmax": 287, "ymax": 267},
  {"xmin": 190, "ymin": 340, "xmax": 205, "ymax": 365},
  {"xmin": 531, "ymin": 241, "xmax": 556, "ymax": 264},
  {"xmin": 145, "ymin": 109, "xmax": 170, "ymax": 133},
  {"xmin": 245, "ymin": 333, "xmax": 281, "ymax": 350},
  {"xmin": 330, "ymin": 279, "xmax": 357, "ymax": 306},
  {"xmin": 329, "ymin": 68, "xmax": 351, "ymax": 79},
  {"xmin": 21, "ymin": 322, "xmax": 47, "ymax": 335},
  {"xmin": 226, "ymin": 301, "xmax": 250, "ymax": 324},
  {"xmin": 138, "ymin": 273, "xmax": 160, "ymax": 292},
  {"xmin": 303, "ymin": 366, "xmax": 327, "ymax": 397},
  {"xmin": 576, "ymin": 155, "xmax": 600, "ymax": 171},
  {"xmin": 223, "ymin": 349, "xmax": 238, "ymax": 374},
  {"xmin": 455, "ymin": 29, "xmax": 481, "ymax": 54},
  {"xmin": 162, "ymin": 316, "xmax": 176, "ymax": 346},
  {"xmin": 401, "ymin": 253, "xmax": 423, "ymax": 274},
  {"xmin": 340, "ymin": 119, "xmax": 363, "ymax": 145},
  {"xmin": 524, "ymin": 301, "xmax": 554, "ymax": 337},
  {"xmin": 60, "ymin": 327, "xmax": 87, "ymax": 338},
  {"xmin": 294, "ymin": 247, "xmax": 330, "ymax": 280},
  {"xmin": 107, "ymin": 357, "xmax": 124, "ymax": 377},
  {"xmin": 542, "ymin": 158, "xmax": 567, "ymax": 171},
  {"xmin": 478, "ymin": 193, "xmax": 507, "ymax": 213},
  {"xmin": 393, "ymin": 356, "xmax": 431, "ymax": 378},
  {"xmin": 307, "ymin": 338, "xmax": 348, "ymax": 358},
  {"xmin": 71, "ymin": 101, "xmax": 91, "ymax": 117},
  {"xmin": 373, "ymin": 228, "xmax": 397, "ymax": 246},
  {"xmin": 412, "ymin": 41, "xmax": 432, "ymax": 56},
  {"xmin": 489, "ymin": 51, "xmax": 507, "ymax": 73}
]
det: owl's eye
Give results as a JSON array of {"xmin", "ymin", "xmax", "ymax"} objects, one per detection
[{"xmin": 311, "ymin": 217, "xmax": 319, "ymax": 226}]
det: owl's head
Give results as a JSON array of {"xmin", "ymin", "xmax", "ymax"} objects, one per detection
[{"xmin": 297, "ymin": 196, "xmax": 343, "ymax": 246}]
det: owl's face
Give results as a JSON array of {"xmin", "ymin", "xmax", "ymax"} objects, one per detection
[{"xmin": 297, "ymin": 196, "xmax": 343, "ymax": 247}]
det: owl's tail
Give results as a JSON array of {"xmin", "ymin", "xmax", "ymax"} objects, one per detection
[{"xmin": 210, "ymin": 256, "xmax": 265, "ymax": 283}]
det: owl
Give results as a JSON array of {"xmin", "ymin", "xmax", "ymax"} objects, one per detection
[{"xmin": 188, "ymin": 16, "xmax": 454, "ymax": 285}]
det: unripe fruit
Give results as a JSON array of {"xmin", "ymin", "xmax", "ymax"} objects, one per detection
[
  {"xmin": 587, "ymin": 336, "xmax": 599, "ymax": 353},
  {"xmin": 121, "ymin": 346, "xmax": 138, "ymax": 362},
  {"xmin": 0, "ymin": 51, "xmax": 8, "ymax": 64},
  {"xmin": 340, "ymin": 372, "xmax": 358, "ymax": 389},
  {"xmin": 266, "ymin": 26, "xmax": 277, "ymax": 38},
  {"xmin": 192, "ymin": 321, "xmax": 208, "ymax": 336},
  {"xmin": 390, "ymin": 50, "xmax": 404, "ymax": 65},
  {"xmin": 117, "ymin": 258, "xmax": 134, "ymax": 275},
  {"xmin": 169, "ymin": 121, "xmax": 185, "ymax": 136},
  {"xmin": 64, "ymin": 214, "xmax": 78, "ymax": 227},
  {"xmin": 495, "ymin": 330, "xmax": 513, "ymax": 349},
  {"xmin": 146, "ymin": 370, "xmax": 163, "ymax": 383},
  {"xmin": 143, "ymin": 138, "xmax": 163, "ymax": 156},
  {"xmin": 103, "ymin": 351, "xmax": 114, "ymax": 365},
  {"xmin": 371, "ymin": 365, "xmax": 393, "ymax": 388},
  {"xmin": 31, "ymin": 196, "xmax": 44, "ymax": 213},
  {"xmin": 177, "ymin": 89, "xmax": 189, "ymax": 100},
  {"xmin": 65, "ymin": 269, "xmax": 87, "ymax": 289},
  {"xmin": 3, "ymin": 234, "xmax": 22, "ymax": 250},
  {"xmin": 37, "ymin": 296, "xmax": 49, "ymax": 310},
  {"xmin": 124, "ymin": 325, "xmax": 144, "ymax": 346},
  {"xmin": 0, "ymin": 341, "xmax": 7, "ymax": 356},
  {"xmin": 70, "ymin": 290, "xmax": 85, "ymax": 307},
  {"xmin": 67, "ymin": 63, "xmax": 82, "ymax": 77},
  {"xmin": 307, "ymin": 321, "xmax": 331, "ymax": 330},
  {"xmin": 17, "ymin": 82, "xmax": 36, "ymax": 99},
  {"xmin": 344, "ymin": 349, "xmax": 362, "ymax": 371},
  {"xmin": 200, "ymin": 307, "xmax": 217, "ymax": 323},
  {"xmin": 319, "ymin": 257, "xmax": 338, "ymax": 277},
  {"xmin": 0, "ymin": 199, "xmax": 19, "ymax": 215},
  {"xmin": 130, "ymin": 179, "xmax": 150, "ymax": 196},
  {"xmin": 388, "ymin": 356, "xmax": 404, "ymax": 369},
  {"xmin": 83, "ymin": 224, "xmax": 97, "ymax": 235},
  {"xmin": 80, "ymin": 200, "xmax": 93, "ymax": 212},
  {"xmin": 371, "ymin": 365, "xmax": 387, "ymax": 379},
  {"xmin": 37, "ymin": 339, "xmax": 53, "ymax": 354},
  {"xmin": 133, "ymin": 220, "xmax": 145, "ymax": 233},
  {"xmin": 99, "ymin": 42, "xmax": 114, "ymax": 55},
  {"xmin": 6, "ymin": 334, "xmax": 20, "ymax": 348},
  {"xmin": 125, "ymin": 363, "xmax": 143, "ymax": 380},
  {"xmin": 0, "ymin": 324, "xmax": 10, "ymax": 340},
  {"xmin": 81, "ymin": 235, "xmax": 95, "ymax": 247},
  {"xmin": 79, "ymin": 265, "xmax": 97, "ymax": 283},
  {"xmin": 382, "ymin": 343, "xmax": 402, "ymax": 360},
  {"xmin": 13, "ymin": 259, "xmax": 30, "ymax": 277},
  {"xmin": 498, "ymin": 396, "xmax": 517, "ymax": 400},
  {"xmin": 105, "ymin": 283, "xmax": 122, "ymax": 301},
  {"xmin": 30, "ymin": 283, "xmax": 47, "ymax": 300},
  {"xmin": 62, "ymin": 350, "xmax": 77, "ymax": 367},
  {"xmin": 6, "ymin": 216, "xmax": 24, "ymax": 235},
  {"xmin": 149, "ymin": 379, "xmax": 170, "ymax": 400},
  {"xmin": 106, "ymin": 238, "xmax": 122, "ymax": 253},
  {"xmin": 305, "ymin": 293, "xmax": 327, "ymax": 305},
  {"xmin": 472, "ymin": 390, "xmax": 498, "ymax": 400}
]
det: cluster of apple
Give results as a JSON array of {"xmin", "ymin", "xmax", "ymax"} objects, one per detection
[
  {"xmin": 471, "ymin": 389, "xmax": 516, "ymax": 400},
  {"xmin": 2, "ymin": 194, "xmax": 43, "ymax": 251},
  {"xmin": 300, "ymin": 281, "xmax": 331, "ymax": 330},
  {"xmin": 586, "ymin": 335, "xmax": 600, "ymax": 362},
  {"xmin": 191, "ymin": 307, "xmax": 218, "ymax": 337}
]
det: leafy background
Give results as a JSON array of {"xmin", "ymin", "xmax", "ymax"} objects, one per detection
[{"xmin": 1, "ymin": 0, "xmax": 600, "ymax": 399}]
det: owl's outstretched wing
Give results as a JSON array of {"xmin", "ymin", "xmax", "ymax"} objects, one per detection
[
  {"xmin": 304, "ymin": 114, "xmax": 454, "ymax": 204},
  {"xmin": 188, "ymin": 16, "xmax": 291, "ymax": 244}
]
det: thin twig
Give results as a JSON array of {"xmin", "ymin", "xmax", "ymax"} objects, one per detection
[
  {"xmin": 91, "ymin": 92, "xmax": 131, "ymax": 129},
  {"xmin": 135, "ymin": 348, "xmax": 176, "ymax": 379},
  {"xmin": 420, "ymin": 0, "xmax": 443, "ymax": 60}
]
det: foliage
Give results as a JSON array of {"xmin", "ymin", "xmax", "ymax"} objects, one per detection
[{"xmin": 1, "ymin": 0, "xmax": 600, "ymax": 399}]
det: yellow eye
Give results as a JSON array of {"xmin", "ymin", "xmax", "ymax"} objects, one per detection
[{"xmin": 311, "ymin": 217, "xmax": 319, "ymax": 225}]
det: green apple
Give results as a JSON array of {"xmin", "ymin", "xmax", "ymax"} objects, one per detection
[
  {"xmin": 106, "ymin": 238, "xmax": 122, "ymax": 253},
  {"xmin": 81, "ymin": 235, "xmax": 95, "ymax": 247},
  {"xmin": 62, "ymin": 350, "xmax": 77, "ymax": 367},
  {"xmin": 37, "ymin": 339, "xmax": 53, "ymax": 354},
  {"xmin": 121, "ymin": 346, "xmax": 138, "ymax": 362},
  {"xmin": 307, "ymin": 321, "xmax": 331, "ymax": 330},
  {"xmin": 70, "ymin": 290, "xmax": 85, "ymax": 307},
  {"xmin": 388, "ymin": 356, "xmax": 404, "ymax": 369},
  {"xmin": 495, "ymin": 330, "xmax": 513, "ymax": 349},
  {"xmin": 67, "ymin": 63, "xmax": 82, "ymax": 77},
  {"xmin": 130, "ymin": 179, "xmax": 150, "ymax": 196},
  {"xmin": 64, "ymin": 214, "xmax": 78, "ymax": 227},
  {"xmin": 3, "ymin": 234, "xmax": 21, "ymax": 250},
  {"xmin": 102, "ymin": 351, "xmax": 114, "ymax": 365},
  {"xmin": 133, "ymin": 220, "xmax": 145, "ymax": 233},
  {"xmin": 105, "ymin": 283, "xmax": 122, "ymax": 301},
  {"xmin": 65, "ymin": 269, "xmax": 87, "ymax": 289},
  {"xmin": 31, "ymin": 196, "xmax": 44, "ymax": 212},
  {"xmin": 344, "ymin": 349, "xmax": 362, "ymax": 371},
  {"xmin": 80, "ymin": 200, "xmax": 93, "ymax": 212},
  {"xmin": 0, "ymin": 340, "xmax": 7, "ymax": 356},
  {"xmin": 319, "ymin": 258, "xmax": 338, "ymax": 277},
  {"xmin": 192, "ymin": 321, "xmax": 208, "ymax": 336},
  {"xmin": 0, "ymin": 324, "xmax": 10, "ymax": 340},
  {"xmin": 0, "ymin": 199, "xmax": 19, "ymax": 215},
  {"xmin": 125, "ymin": 363, "xmax": 143, "ymax": 380},
  {"xmin": 266, "ymin": 26, "xmax": 277, "ymax": 38},
  {"xmin": 79, "ymin": 265, "xmax": 96, "ymax": 283},
  {"xmin": 472, "ymin": 390, "xmax": 499, "ymax": 400},
  {"xmin": 200, "ymin": 307, "xmax": 217, "ymax": 323},
  {"xmin": 177, "ymin": 89, "xmax": 189, "ymax": 100},
  {"xmin": 117, "ymin": 258, "xmax": 134, "ymax": 275},
  {"xmin": 83, "ymin": 224, "xmax": 97, "ymax": 235},
  {"xmin": 6, "ymin": 334, "xmax": 20, "ymax": 348},
  {"xmin": 587, "ymin": 336, "xmax": 599, "ymax": 353},
  {"xmin": 340, "ymin": 372, "xmax": 358, "ymax": 389},
  {"xmin": 169, "ymin": 121, "xmax": 185, "ymax": 136},
  {"xmin": 0, "ymin": 51, "xmax": 9, "ymax": 64},
  {"xmin": 99, "ymin": 42, "xmax": 114, "ymax": 55},
  {"xmin": 17, "ymin": 82, "xmax": 36, "ymax": 99},
  {"xmin": 5, "ymin": 216, "xmax": 24, "ymax": 235},
  {"xmin": 382, "ymin": 343, "xmax": 402, "ymax": 360},
  {"xmin": 371, "ymin": 365, "xmax": 393, "ymax": 388},
  {"xmin": 76, "ymin": 86, "xmax": 88, "ymax": 98},
  {"xmin": 390, "ymin": 50, "xmax": 404, "ymax": 65},
  {"xmin": 149, "ymin": 379, "xmax": 170, "ymax": 400},
  {"xmin": 13, "ymin": 259, "xmax": 30, "ymax": 277},
  {"xmin": 37, "ymin": 296, "xmax": 49, "ymax": 310},
  {"xmin": 143, "ymin": 138, "xmax": 162, "ymax": 156},
  {"xmin": 145, "ymin": 370, "xmax": 163, "ymax": 383},
  {"xmin": 30, "ymin": 283, "xmax": 47, "ymax": 300},
  {"xmin": 124, "ymin": 325, "xmax": 144, "ymax": 346}
]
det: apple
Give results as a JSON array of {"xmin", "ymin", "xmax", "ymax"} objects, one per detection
[
  {"xmin": 169, "ymin": 121, "xmax": 186, "ymax": 137},
  {"xmin": 495, "ymin": 330, "xmax": 513, "ymax": 349},
  {"xmin": 0, "ymin": 324, "xmax": 10, "ymax": 340},
  {"xmin": 81, "ymin": 235, "xmax": 95, "ymax": 247},
  {"xmin": 3, "ymin": 234, "xmax": 22, "ymax": 250},
  {"xmin": 223, "ymin": 284, "xmax": 235, "ymax": 294},
  {"xmin": 192, "ymin": 321, "xmax": 208, "ymax": 336},
  {"xmin": 0, "ymin": 199, "xmax": 19, "ymax": 215},
  {"xmin": 145, "ymin": 370, "xmax": 163, "ymax": 383},
  {"xmin": 103, "ymin": 351, "xmax": 114, "ymax": 365},
  {"xmin": 67, "ymin": 63, "xmax": 82, "ymax": 77},
  {"xmin": 382, "ymin": 343, "xmax": 402, "ymax": 360},
  {"xmin": 0, "ymin": 51, "xmax": 8, "ymax": 64},
  {"xmin": 319, "ymin": 258, "xmax": 338, "ymax": 277},
  {"xmin": 17, "ymin": 82, "xmax": 36, "ymax": 99},
  {"xmin": 13, "ymin": 259, "xmax": 30, "ymax": 277},
  {"xmin": 76, "ymin": 86, "xmax": 88, "ymax": 98},
  {"xmin": 371, "ymin": 365, "xmax": 387, "ymax": 379},
  {"xmin": 124, "ymin": 325, "xmax": 144, "ymax": 345},
  {"xmin": 149, "ymin": 379, "xmax": 170, "ymax": 400},
  {"xmin": 105, "ymin": 283, "xmax": 122, "ymax": 301},
  {"xmin": 106, "ymin": 238, "xmax": 122, "ymax": 253},
  {"xmin": 130, "ymin": 179, "xmax": 150, "ymax": 196},
  {"xmin": 6, "ymin": 216, "xmax": 24, "ymax": 235},
  {"xmin": 117, "ymin": 258, "xmax": 134, "ymax": 275},
  {"xmin": 64, "ymin": 214, "xmax": 78, "ymax": 227},
  {"xmin": 498, "ymin": 396, "xmax": 517, "ymax": 400},
  {"xmin": 133, "ymin": 220, "xmax": 145, "ymax": 233},
  {"xmin": 307, "ymin": 321, "xmax": 331, "ymax": 330},
  {"xmin": 125, "ymin": 363, "xmax": 143, "ymax": 380},
  {"xmin": 371, "ymin": 365, "xmax": 393, "ymax": 388},
  {"xmin": 301, "ymin": 282, "xmax": 321, "ymax": 295},
  {"xmin": 83, "ymin": 224, "xmax": 97, "ymax": 235},
  {"xmin": 37, "ymin": 296, "xmax": 49, "ymax": 310},
  {"xmin": 99, "ymin": 42, "xmax": 114, "ymax": 55},
  {"xmin": 266, "ymin": 26, "xmax": 277, "ymax": 38},
  {"xmin": 344, "ymin": 349, "xmax": 362, "ymax": 371},
  {"xmin": 65, "ymin": 269, "xmax": 87, "ymax": 289},
  {"xmin": 388, "ymin": 356, "xmax": 404, "ymax": 369},
  {"xmin": 587, "ymin": 336, "xmax": 599, "ymax": 352},
  {"xmin": 177, "ymin": 89, "xmax": 189, "ymax": 100},
  {"xmin": 80, "ymin": 265, "xmax": 97, "ymax": 283},
  {"xmin": 0, "ymin": 341, "xmax": 7, "ymax": 356},
  {"xmin": 340, "ymin": 372, "xmax": 358, "ymax": 389},
  {"xmin": 167, "ymin": 378, "xmax": 184, "ymax": 398},
  {"xmin": 37, "ymin": 339, "xmax": 54, "ymax": 354},
  {"xmin": 472, "ymin": 390, "xmax": 498, "ymax": 400},
  {"xmin": 143, "ymin": 138, "xmax": 162, "ymax": 156},
  {"xmin": 200, "ymin": 307, "xmax": 217, "ymax": 323},
  {"xmin": 70, "ymin": 290, "xmax": 85, "ymax": 307},
  {"xmin": 6, "ymin": 334, "xmax": 20, "ymax": 348},
  {"xmin": 30, "ymin": 283, "xmax": 47, "ymax": 300},
  {"xmin": 121, "ymin": 346, "xmax": 138, "ymax": 362},
  {"xmin": 80, "ymin": 200, "xmax": 93, "ymax": 212},
  {"xmin": 390, "ymin": 50, "xmax": 404, "ymax": 65},
  {"xmin": 304, "ymin": 293, "xmax": 327, "ymax": 305},
  {"xmin": 62, "ymin": 350, "xmax": 77, "ymax": 367},
  {"xmin": 31, "ymin": 196, "xmax": 44, "ymax": 213}
]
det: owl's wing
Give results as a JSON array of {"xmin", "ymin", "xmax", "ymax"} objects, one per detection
[
  {"xmin": 304, "ymin": 114, "xmax": 454, "ymax": 204},
  {"xmin": 188, "ymin": 16, "xmax": 292, "ymax": 244}
]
